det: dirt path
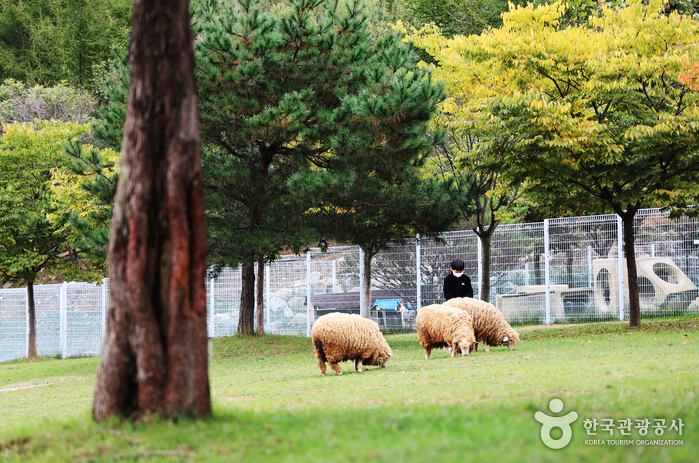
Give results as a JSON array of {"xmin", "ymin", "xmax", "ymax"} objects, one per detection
[
  {"xmin": 516, "ymin": 321, "xmax": 628, "ymax": 331},
  {"xmin": 389, "ymin": 318, "xmax": 694, "ymax": 336}
]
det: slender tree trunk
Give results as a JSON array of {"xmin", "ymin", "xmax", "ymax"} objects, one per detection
[
  {"xmin": 360, "ymin": 247, "xmax": 373, "ymax": 319},
  {"xmin": 566, "ymin": 248, "xmax": 575, "ymax": 288},
  {"xmin": 93, "ymin": 0, "xmax": 210, "ymax": 421},
  {"xmin": 478, "ymin": 233, "xmax": 492, "ymax": 302},
  {"xmin": 27, "ymin": 280, "xmax": 37, "ymax": 358},
  {"xmin": 77, "ymin": 0, "xmax": 83, "ymax": 88},
  {"xmin": 238, "ymin": 262, "xmax": 256, "ymax": 335},
  {"xmin": 256, "ymin": 256, "xmax": 264, "ymax": 334},
  {"xmin": 621, "ymin": 208, "xmax": 640, "ymax": 327}
]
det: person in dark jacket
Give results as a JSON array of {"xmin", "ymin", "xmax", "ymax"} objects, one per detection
[{"xmin": 443, "ymin": 258, "xmax": 474, "ymax": 301}]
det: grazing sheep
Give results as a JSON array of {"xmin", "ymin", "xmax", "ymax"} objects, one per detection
[
  {"xmin": 443, "ymin": 298, "xmax": 520, "ymax": 352},
  {"xmin": 415, "ymin": 304, "xmax": 476, "ymax": 360},
  {"xmin": 311, "ymin": 313, "xmax": 393, "ymax": 375}
]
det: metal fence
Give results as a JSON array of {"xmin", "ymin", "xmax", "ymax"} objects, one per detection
[{"xmin": 2, "ymin": 208, "xmax": 699, "ymax": 362}]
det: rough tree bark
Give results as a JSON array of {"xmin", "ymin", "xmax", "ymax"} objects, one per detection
[
  {"xmin": 93, "ymin": 0, "xmax": 210, "ymax": 421},
  {"xmin": 238, "ymin": 262, "xmax": 256, "ymax": 335},
  {"xmin": 27, "ymin": 281, "xmax": 37, "ymax": 358},
  {"xmin": 256, "ymin": 256, "xmax": 264, "ymax": 334}
]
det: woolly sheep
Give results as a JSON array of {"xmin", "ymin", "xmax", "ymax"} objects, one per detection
[
  {"xmin": 415, "ymin": 304, "xmax": 476, "ymax": 360},
  {"xmin": 311, "ymin": 313, "xmax": 393, "ymax": 375},
  {"xmin": 443, "ymin": 298, "xmax": 521, "ymax": 352}
]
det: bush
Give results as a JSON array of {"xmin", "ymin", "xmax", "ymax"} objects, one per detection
[{"xmin": 0, "ymin": 79, "xmax": 98, "ymax": 127}]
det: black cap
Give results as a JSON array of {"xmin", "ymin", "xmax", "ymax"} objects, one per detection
[{"xmin": 451, "ymin": 258, "xmax": 464, "ymax": 271}]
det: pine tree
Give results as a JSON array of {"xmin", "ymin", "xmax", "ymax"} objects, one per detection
[{"xmin": 195, "ymin": 0, "xmax": 456, "ymax": 326}]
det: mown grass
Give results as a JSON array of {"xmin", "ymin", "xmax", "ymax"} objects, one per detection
[{"xmin": 1, "ymin": 317, "xmax": 697, "ymax": 462}]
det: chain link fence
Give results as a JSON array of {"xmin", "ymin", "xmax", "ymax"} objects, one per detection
[{"xmin": 2, "ymin": 208, "xmax": 699, "ymax": 362}]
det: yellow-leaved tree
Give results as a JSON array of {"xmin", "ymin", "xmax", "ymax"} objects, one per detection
[
  {"xmin": 405, "ymin": 0, "xmax": 699, "ymax": 326},
  {"xmin": 0, "ymin": 120, "xmax": 96, "ymax": 356},
  {"xmin": 401, "ymin": 20, "xmax": 525, "ymax": 303}
]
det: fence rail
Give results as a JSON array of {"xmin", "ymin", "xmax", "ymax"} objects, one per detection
[{"xmin": 2, "ymin": 208, "xmax": 699, "ymax": 362}]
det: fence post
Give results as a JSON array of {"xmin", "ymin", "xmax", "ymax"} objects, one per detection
[
  {"xmin": 332, "ymin": 260, "xmax": 337, "ymax": 293},
  {"xmin": 544, "ymin": 219, "xmax": 551, "ymax": 324},
  {"xmin": 60, "ymin": 281, "xmax": 67, "ymax": 359},
  {"xmin": 477, "ymin": 233, "xmax": 483, "ymax": 299},
  {"xmin": 25, "ymin": 286, "xmax": 30, "ymax": 358},
  {"xmin": 101, "ymin": 279, "xmax": 107, "ymax": 338},
  {"xmin": 617, "ymin": 215, "xmax": 625, "ymax": 321},
  {"xmin": 265, "ymin": 264, "xmax": 270, "ymax": 331},
  {"xmin": 208, "ymin": 277, "xmax": 215, "ymax": 338},
  {"xmin": 587, "ymin": 246, "xmax": 593, "ymax": 288},
  {"xmin": 306, "ymin": 251, "xmax": 312, "ymax": 337},
  {"xmin": 651, "ymin": 243, "xmax": 655, "ymax": 258},
  {"xmin": 524, "ymin": 262, "xmax": 530, "ymax": 286},
  {"xmin": 359, "ymin": 247, "xmax": 365, "ymax": 316},
  {"xmin": 416, "ymin": 234, "xmax": 421, "ymax": 311}
]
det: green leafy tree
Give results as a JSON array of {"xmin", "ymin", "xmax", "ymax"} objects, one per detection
[
  {"xmin": 418, "ymin": 0, "xmax": 699, "ymax": 326},
  {"xmin": 194, "ymin": 0, "xmax": 456, "ymax": 327},
  {"xmin": 0, "ymin": 0, "xmax": 132, "ymax": 87},
  {"xmin": 45, "ymin": 50, "xmax": 129, "ymax": 271},
  {"xmin": 401, "ymin": 0, "xmax": 512, "ymax": 37},
  {"xmin": 422, "ymin": 116, "xmax": 522, "ymax": 302},
  {"xmin": 0, "ymin": 78, "xmax": 115, "ymax": 273},
  {"xmin": 48, "ymin": 140, "xmax": 119, "ymax": 272},
  {"xmin": 0, "ymin": 120, "xmax": 92, "ymax": 357},
  {"xmin": 292, "ymin": 169, "xmax": 459, "ymax": 316}
]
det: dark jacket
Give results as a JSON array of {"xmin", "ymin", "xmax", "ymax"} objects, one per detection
[{"xmin": 443, "ymin": 273, "xmax": 474, "ymax": 300}]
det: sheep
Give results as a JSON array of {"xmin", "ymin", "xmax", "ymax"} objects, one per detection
[
  {"xmin": 443, "ymin": 297, "xmax": 520, "ymax": 352},
  {"xmin": 415, "ymin": 304, "xmax": 476, "ymax": 360},
  {"xmin": 311, "ymin": 312, "xmax": 393, "ymax": 375}
]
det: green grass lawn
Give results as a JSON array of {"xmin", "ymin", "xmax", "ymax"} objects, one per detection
[{"xmin": 1, "ymin": 317, "xmax": 697, "ymax": 462}]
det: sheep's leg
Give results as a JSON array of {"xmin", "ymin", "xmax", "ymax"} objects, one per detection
[
  {"xmin": 355, "ymin": 358, "xmax": 363, "ymax": 373},
  {"xmin": 451, "ymin": 342, "xmax": 458, "ymax": 357},
  {"xmin": 318, "ymin": 360, "xmax": 327, "ymax": 376},
  {"xmin": 424, "ymin": 347, "xmax": 432, "ymax": 360},
  {"xmin": 329, "ymin": 361, "xmax": 342, "ymax": 375},
  {"xmin": 483, "ymin": 340, "xmax": 490, "ymax": 353}
]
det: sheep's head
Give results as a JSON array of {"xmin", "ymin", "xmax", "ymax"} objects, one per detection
[
  {"xmin": 456, "ymin": 337, "xmax": 475, "ymax": 356},
  {"xmin": 503, "ymin": 330, "xmax": 521, "ymax": 351},
  {"xmin": 377, "ymin": 347, "xmax": 393, "ymax": 367},
  {"xmin": 369, "ymin": 345, "xmax": 393, "ymax": 367}
]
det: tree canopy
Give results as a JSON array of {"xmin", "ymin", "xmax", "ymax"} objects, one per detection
[
  {"xmin": 0, "ymin": 120, "xmax": 94, "ymax": 356},
  {"xmin": 0, "ymin": 0, "xmax": 132, "ymax": 87},
  {"xmin": 406, "ymin": 0, "xmax": 699, "ymax": 324}
]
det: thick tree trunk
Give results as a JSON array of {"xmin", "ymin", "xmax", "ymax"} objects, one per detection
[
  {"xmin": 27, "ymin": 281, "xmax": 37, "ymax": 358},
  {"xmin": 256, "ymin": 256, "xmax": 264, "ymax": 334},
  {"xmin": 360, "ymin": 248, "xmax": 373, "ymax": 319},
  {"xmin": 238, "ymin": 262, "xmax": 256, "ymax": 335},
  {"xmin": 622, "ymin": 209, "xmax": 641, "ymax": 327},
  {"xmin": 93, "ymin": 0, "xmax": 210, "ymax": 421}
]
